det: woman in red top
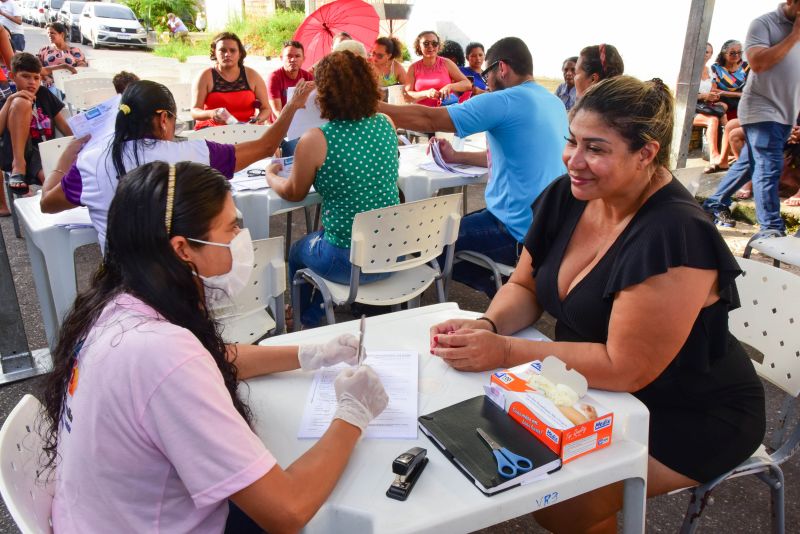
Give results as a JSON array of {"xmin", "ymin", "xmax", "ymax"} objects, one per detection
[
  {"xmin": 405, "ymin": 31, "xmax": 470, "ymax": 107},
  {"xmin": 191, "ymin": 32, "xmax": 271, "ymax": 129}
]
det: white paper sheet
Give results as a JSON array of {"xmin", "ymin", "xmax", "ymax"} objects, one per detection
[
  {"xmin": 66, "ymin": 94, "xmax": 120, "ymax": 150},
  {"xmin": 298, "ymin": 351, "xmax": 419, "ymax": 439},
  {"xmin": 230, "ymin": 157, "xmax": 294, "ymax": 191},
  {"xmin": 424, "ymin": 140, "xmax": 488, "ymax": 176},
  {"xmin": 285, "ymin": 88, "xmax": 327, "ymax": 141},
  {"xmin": 41, "ymin": 206, "xmax": 93, "ymax": 228}
]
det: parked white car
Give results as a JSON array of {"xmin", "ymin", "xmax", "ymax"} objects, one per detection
[
  {"xmin": 79, "ymin": 2, "xmax": 147, "ymax": 49},
  {"xmin": 31, "ymin": 0, "xmax": 48, "ymax": 27},
  {"xmin": 47, "ymin": 0, "xmax": 64, "ymax": 23}
]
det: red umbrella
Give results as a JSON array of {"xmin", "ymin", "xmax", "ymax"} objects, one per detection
[{"xmin": 293, "ymin": 0, "xmax": 380, "ymax": 67}]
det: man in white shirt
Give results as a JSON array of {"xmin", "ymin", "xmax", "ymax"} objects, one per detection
[{"xmin": 0, "ymin": 0, "xmax": 24, "ymax": 51}]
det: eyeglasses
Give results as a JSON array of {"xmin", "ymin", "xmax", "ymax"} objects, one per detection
[
  {"xmin": 728, "ymin": 50, "xmax": 742, "ymax": 56},
  {"xmin": 480, "ymin": 60, "xmax": 503, "ymax": 84},
  {"xmin": 422, "ymin": 40, "xmax": 439, "ymax": 48},
  {"xmin": 156, "ymin": 109, "xmax": 187, "ymax": 136},
  {"xmin": 246, "ymin": 169, "xmax": 266, "ymax": 177}
]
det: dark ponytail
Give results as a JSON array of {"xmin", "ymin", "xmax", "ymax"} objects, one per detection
[{"xmin": 110, "ymin": 80, "xmax": 176, "ymax": 180}]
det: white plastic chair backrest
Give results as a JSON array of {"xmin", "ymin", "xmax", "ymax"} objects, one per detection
[
  {"xmin": 81, "ymin": 87, "xmax": 118, "ymax": 109},
  {"xmin": 62, "ymin": 78, "xmax": 114, "ymax": 107},
  {"xmin": 731, "ymin": 257, "xmax": 800, "ymax": 397},
  {"xmin": 140, "ymin": 76, "xmax": 181, "ymax": 87},
  {"xmin": 0, "ymin": 395, "xmax": 53, "ymax": 534},
  {"xmin": 170, "ymin": 83, "xmax": 193, "ymax": 112},
  {"xmin": 38, "ymin": 136, "xmax": 74, "ymax": 177},
  {"xmin": 213, "ymin": 237, "xmax": 285, "ymax": 340},
  {"xmin": 350, "ymin": 193, "xmax": 462, "ymax": 274},
  {"xmin": 182, "ymin": 123, "xmax": 266, "ymax": 144}
]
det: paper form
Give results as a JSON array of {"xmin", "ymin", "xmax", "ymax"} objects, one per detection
[
  {"xmin": 66, "ymin": 94, "xmax": 120, "ymax": 150},
  {"xmin": 298, "ymin": 351, "xmax": 419, "ymax": 439},
  {"xmin": 285, "ymin": 88, "xmax": 328, "ymax": 141}
]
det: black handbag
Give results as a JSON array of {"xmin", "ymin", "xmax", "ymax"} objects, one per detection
[{"xmin": 695, "ymin": 102, "xmax": 726, "ymax": 118}]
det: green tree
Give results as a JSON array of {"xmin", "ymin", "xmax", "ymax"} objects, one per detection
[{"xmin": 122, "ymin": 0, "xmax": 201, "ymax": 31}]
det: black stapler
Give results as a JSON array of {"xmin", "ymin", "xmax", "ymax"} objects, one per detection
[{"xmin": 386, "ymin": 447, "xmax": 428, "ymax": 501}]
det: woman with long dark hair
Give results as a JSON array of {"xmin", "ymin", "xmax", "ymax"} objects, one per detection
[
  {"xmin": 191, "ymin": 32, "xmax": 271, "ymax": 128},
  {"xmin": 42, "ymin": 161, "xmax": 388, "ymax": 533},
  {"xmin": 573, "ymin": 43, "xmax": 624, "ymax": 99},
  {"xmin": 39, "ymin": 78, "xmax": 314, "ymax": 252}
]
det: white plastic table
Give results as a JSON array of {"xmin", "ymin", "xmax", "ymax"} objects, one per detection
[
  {"xmin": 397, "ymin": 143, "xmax": 488, "ymax": 203},
  {"xmin": 14, "ymin": 196, "xmax": 96, "ymax": 347},
  {"xmin": 14, "ymin": 183, "xmax": 320, "ymax": 347},
  {"xmin": 255, "ymin": 303, "xmax": 648, "ymax": 534}
]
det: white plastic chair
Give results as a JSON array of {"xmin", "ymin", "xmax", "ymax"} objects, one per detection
[
  {"xmin": 0, "ymin": 395, "xmax": 53, "ymax": 534},
  {"xmin": 453, "ymin": 250, "xmax": 515, "ymax": 294},
  {"xmin": 37, "ymin": 137, "xmax": 75, "ymax": 177},
  {"xmin": 62, "ymin": 77, "xmax": 114, "ymax": 112},
  {"xmin": 680, "ymin": 257, "xmax": 800, "ymax": 533},
  {"xmin": 80, "ymin": 88, "xmax": 117, "ymax": 109},
  {"xmin": 743, "ymin": 229, "xmax": 800, "ymax": 269},
  {"xmin": 292, "ymin": 194, "xmax": 462, "ymax": 329},
  {"xmin": 182, "ymin": 123, "xmax": 267, "ymax": 144},
  {"xmin": 213, "ymin": 237, "xmax": 286, "ymax": 343}
]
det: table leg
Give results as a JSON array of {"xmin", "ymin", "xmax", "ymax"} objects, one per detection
[
  {"xmin": 44, "ymin": 235, "xmax": 79, "ymax": 344},
  {"xmin": 19, "ymin": 231, "xmax": 58, "ymax": 347},
  {"xmin": 622, "ymin": 476, "xmax": 647, "ymax": 534}
]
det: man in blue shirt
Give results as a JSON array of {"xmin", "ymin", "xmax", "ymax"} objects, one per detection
[{"xmin": 379, "ymin": 37, "xmax": 568, "ymax": 296}]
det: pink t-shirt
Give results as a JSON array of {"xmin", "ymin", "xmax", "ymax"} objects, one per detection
[
  {"xmin": 51, "ymin": 294, "xmax": 275, "ymax": 533},
  {"xmin": 412, "ymin": 57, "xmax": 452, "ymax": 107}
]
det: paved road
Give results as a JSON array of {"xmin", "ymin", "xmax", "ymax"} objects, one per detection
[{"xmin": 24, "ymin": 24, "xmax": 153, "ymax": 66}]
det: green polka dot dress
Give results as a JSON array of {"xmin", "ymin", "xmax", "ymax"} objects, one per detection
[{"xmin": 315, "ymin": 114, "xmax": 400, "ymax": 248}]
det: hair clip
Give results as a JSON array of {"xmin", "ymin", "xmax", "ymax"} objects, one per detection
[
  {"xmin": 599, "ymin": 44, "xmax": 607, "ymax": 75},
  {"xmin": 119, "ymin": 103, "xmax": 131, "ymax": 115},
  {"xmin": 165, "ymin": 164, "xmax": 176, "ymax": 235}
]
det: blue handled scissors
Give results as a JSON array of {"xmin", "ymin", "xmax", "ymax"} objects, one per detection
[{"xmin": 477, "ymin": 427, "xmax": 533, "ymax": 479}]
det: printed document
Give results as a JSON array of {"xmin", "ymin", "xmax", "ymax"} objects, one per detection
[
  {"xmin": 298, "ymin": 351, "xmax": 418, "ymax": 439},
  {"xmin": 66, "ymin": 94, "xmax": 120, "ymax": 150},
  {"xmin": 286, "ymin": 88, "xmax": 327, "ymax": 141}
]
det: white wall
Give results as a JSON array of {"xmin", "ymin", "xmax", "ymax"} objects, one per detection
[
  {"xmin": 405, "ymin": 0, "xmax": 779, "ymax": 83},
  {"xmin": 203, "ymin": 0, "xmax": 243, "ymax": 32}
]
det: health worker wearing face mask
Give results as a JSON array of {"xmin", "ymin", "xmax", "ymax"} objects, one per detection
[
  {"xmin": 39, "ymin": 79, "xmax": 315, "ymax": 253},
  {"xmin": 42, "ymin": 161, "xmax": 389, "ymax": 534}
]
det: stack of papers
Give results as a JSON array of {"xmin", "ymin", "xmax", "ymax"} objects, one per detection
[
  {"xmin": 422, "ymin": 140, "xmax": 488, "ymax": 177},
  {"xmin": 230, "ymin": 157, "xmax": 294, "ymax": 192},
  {"xmin": 42, "ymin": 206, "xmax": 93, "ymax": 229},
  {"xmin": 298, "ymin": 351, "xmax": 418, "ymax": 439}
]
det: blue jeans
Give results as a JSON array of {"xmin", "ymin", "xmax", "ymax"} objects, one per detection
[
  {"xmin": 703, "ymin": 121, "xmax": 791, "ymax": 232},
  {"xmin": 289, "ymin": 230, "xmax": 389, "ymax": 327},
  {"xmin": 280, "ymin": 137, "xmax": 299, "ymax": 157},
  {"xmin": 10, "ymin": 34, "xmax": 24, "ymax": 53},
  {"xmin": 445, "ymin": 208, "xmax": 521, "ymax": 298}
]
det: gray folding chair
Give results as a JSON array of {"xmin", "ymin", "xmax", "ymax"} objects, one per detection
[{"xmin": 680, "ymin": 257, "xmax": 800, "ymax": 533}]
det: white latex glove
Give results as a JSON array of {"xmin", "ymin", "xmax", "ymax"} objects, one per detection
[
  {"xmin": 297, "ymin": 334, "xmax": 359, "ymax": 371},
  {"xmin": 333, "ymin": 366, "xmax": 389, "ymax": 433}
]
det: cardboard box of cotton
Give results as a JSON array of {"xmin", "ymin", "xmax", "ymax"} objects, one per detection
[{"xmin": 485, "ymin": 356, "xmax": 614, "ymax": 463}]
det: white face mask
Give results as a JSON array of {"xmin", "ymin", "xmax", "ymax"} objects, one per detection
[{"xmin": 188, "ymin": 228, "xmax": 254, "ymax": 308}]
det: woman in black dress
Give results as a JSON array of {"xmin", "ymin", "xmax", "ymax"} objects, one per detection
[{"xmin": 429, "ymin": 76, "xmax": 765, "ymax": 533}]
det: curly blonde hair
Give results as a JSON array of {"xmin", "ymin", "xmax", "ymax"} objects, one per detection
[{"xmin": 315, "ymin": 51, "xmax": 381, "ymax": 121}]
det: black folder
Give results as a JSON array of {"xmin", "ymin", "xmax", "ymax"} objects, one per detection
[{"xmin": 418, "ymin": 395, "xmax": 561, "ymax": 495}]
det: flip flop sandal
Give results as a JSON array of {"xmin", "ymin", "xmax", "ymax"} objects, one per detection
[{"xmin": 7, "ymin": 173, "xmax": 29, "ymax": 196}]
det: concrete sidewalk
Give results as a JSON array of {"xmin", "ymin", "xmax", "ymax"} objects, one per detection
[{"xmin": 1, "ymin": 162, "xmax": 798, "ymax": 533}]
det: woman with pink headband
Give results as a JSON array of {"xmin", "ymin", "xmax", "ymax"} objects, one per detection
[{"xmin": 573, "ymin": 43, "xmax": 625, "ymax": 99}]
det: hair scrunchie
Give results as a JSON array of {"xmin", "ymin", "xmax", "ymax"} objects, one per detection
[{"xmin": 119, "ymin": 104, "xmax": 131, "ymax": 115}]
